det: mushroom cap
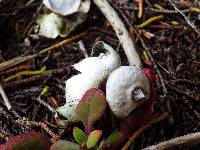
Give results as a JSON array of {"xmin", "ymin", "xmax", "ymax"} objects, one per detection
[
  {"xmin": 56, "ymin": 41, "xmax": 121, "ymax": 121},
  {"xmin": 43, "ymin": 0, "xmax": 91, "ymax": 16},
  {"xmin": 106, "ymin": 66, "xmax": 150, "ymax": 118}
]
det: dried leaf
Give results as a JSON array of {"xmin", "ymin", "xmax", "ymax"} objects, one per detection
[
  {"xmin": 86, "ymin": 130, "xmax": 102, "ymax": 149},
  {"xmin": 75, "ymin": 88, "xmax": 107, "ymax": 126},
  {"xmin": 50, "ymin": 140, "xmax": 80, "ymax": 150},
  {"xmin": 73, "ymin": 127, "xmax": 87, "ymax": 145}
]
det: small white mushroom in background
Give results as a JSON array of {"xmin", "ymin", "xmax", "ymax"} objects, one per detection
[
  {"xmin": 43, "ymin": 0, "xmax": 91, "ymax": 16},
  {"xmin": 33, "ymin": 0, "xmax": 90, "ymax": 39},
  {"xmin": 35, "ymin": 13, "xmax": 63, "ymax": 39},
  {"xmin": 35, "ymin": 12, "xmax": 87, "ymax": 39},
  {"xmin": 106, "ymin": 66, "xmax": 150, "ymax": 118},
  {"xmin": 56, "ymin": 41, "xmax": 121, "ymax": 122}
]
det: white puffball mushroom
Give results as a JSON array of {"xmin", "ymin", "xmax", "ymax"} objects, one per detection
[
  {"xmin": 106, "ymin": 66, "xmax": 150, "ymax": 118},
  {"xmin": 56, "ymin": 41, "xmax": 121, "ymax": 122},
  {"xmin": 43, "ymin": 0, "xmax": 91, "ymax": 16}
]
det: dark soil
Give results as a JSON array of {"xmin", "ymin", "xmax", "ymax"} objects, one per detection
[{"xmin": 0, "ymin": 0, "xmax": 200, "ymax": 149}]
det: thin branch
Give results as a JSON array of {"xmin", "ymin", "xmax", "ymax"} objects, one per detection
[
  {"xmin": 168, "ymin": 0, "xmax": 200, "ymax": 36},
  {"xmin": 36, "ymin": 97, "xmax": 56, "ymax": 114},
  {"xmin": 139, "ymin": 36, "xmax": 168, "ymax": 98},
  {"xmin": 120, "ymin": 6, "xmax": 190, "ymax": 14},
  {"xmin": 0, "ymin": 84, "xmax": 12, "ymax": 110},
  {"xmin": 138, "ymin": 0, "xmax": 144, "ymax": 18},
  {"xmin": 16, "ymin": 117, "xmax": 60, "ymax": 142},
  {"xmin": 122, "ymin": 112, "xmax": 169, "ymax": 150},
  {"xmin": 142, "ymin": 132, "xmax": 200, "ymax": 150},
  {"xmin": 77, "ymin": 40, "xmax": 88, "ymax": 58},
  {"xmin": 166, "ymin": 81, "xmax": 200, "ymax": 102},
  {"xmin": 0, "ymin": 32, "xmax": 87, "ymax": 71},
  {"xmin": 136, "ymin": 15, "xmax": 164, "ymax": 29}
]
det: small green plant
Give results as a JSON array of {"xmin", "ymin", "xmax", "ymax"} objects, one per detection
[
  {"xmin": 51, "ymin": 88, "xmax": 123, "ymax": 150},
  {"xmin": 51, "ymin": 127, "xmax": 123, "ymax": 150}
]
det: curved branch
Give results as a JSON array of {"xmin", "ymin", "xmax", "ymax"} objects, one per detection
[
  {"xmin": 93, "ymin": 0, "xmax": 142, "ymax": 69},
  {"xmin": 142, "ymin": 132, "xmax": 200, "ymax": 150}
]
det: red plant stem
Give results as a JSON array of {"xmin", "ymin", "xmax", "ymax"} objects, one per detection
[
  {"xmin": 148, "ymin": 24, "xmax": 168, "ymax": 29},
  {"xmin": 84, "ymin": 123, "xmax": 93, "ymax": 135}
]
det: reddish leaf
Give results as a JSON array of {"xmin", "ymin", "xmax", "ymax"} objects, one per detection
[
  {"xmin": 0, "ymin": 132, "xmax": 51, "ymax": 150},
  {"xmin": 75, "ymin": 88, "xmax": 107, "ymax": 127}
]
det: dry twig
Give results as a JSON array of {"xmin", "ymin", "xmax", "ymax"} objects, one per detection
[
  {"xmin": 166, "ymin": 81, "xmax": 200, "ymax": 102},
  {"xmin": 0, "ymin": 32, "xmax": 87, "ymax": 71},
  {"xmin": 139, "ymin": 36, "xmax": 168, "ymax": 98},
  {"xmin": 138, "ymin": 0, "xmax": 144, "ymax": 18},
  {"xmin": 142, "ymin": 132, "xmax": 200, "ymax": 150},
  {"xmin": 136, "ymin": 15, "xmax": 164, "ymax": 29},
  {"xmin": 168, "ymin": 0, "xmax": 200, "ymax": 35},
  {"xmin": 120, "ymin": 6, "xmax": 190, "ymax": 14},
  {"xmin": 0, "ymin": 84, "xmax": 12, "ymax": 110},
  {"xmin": 16, "ymin": 117, "xmax": 60, "ymax": 142}
]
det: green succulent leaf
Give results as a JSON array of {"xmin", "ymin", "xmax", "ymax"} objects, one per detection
[
  {"xmin": 73, "ymin": 127, "xmax": 87, "ymax": 145},
  {"xmin": 50, "ymin": 140, "xmax": 80, "ymax": 150},
  {"xmin": 0, "ymin": 132, "xmax": 51, "ymax": 150},
  {"xmin": 75, "ymin": 88, "xmax": 107, "ymax": 126},
  {"xmin": 107, "ymin": 131, "xmax": 123, "ymax": 144},
  {"xmin": 86, "ymin": 130, "xmax": 102, "ymax": 149}
]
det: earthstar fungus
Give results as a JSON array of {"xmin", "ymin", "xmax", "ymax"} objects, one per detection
[{"xmin": 56, "ymin": 41, "xmax": 121, "ymax": 121}]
